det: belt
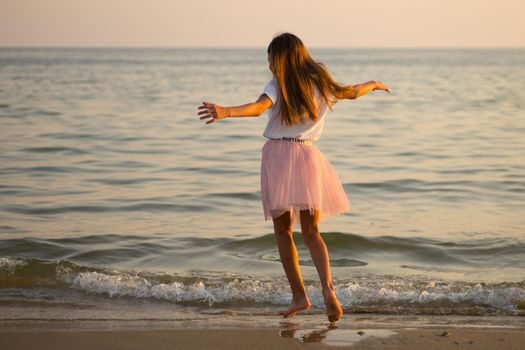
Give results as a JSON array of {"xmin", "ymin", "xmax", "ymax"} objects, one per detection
[{"xmin": 268, "ymin": 137, "xmax": 314, "ymax": 145}]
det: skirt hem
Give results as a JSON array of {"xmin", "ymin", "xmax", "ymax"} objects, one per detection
[{"xmin": 262, "ymin": 202, "xmax": 350, "ymax": 227}]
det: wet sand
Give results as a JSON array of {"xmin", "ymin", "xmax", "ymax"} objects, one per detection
[{"xmin": 1, "ymin": 318, "xmax": 524, "ymax": 350}]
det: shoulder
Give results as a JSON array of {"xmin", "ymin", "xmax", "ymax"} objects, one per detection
[
  {"xmin": 261, "ymin": 78, "xmax": 279, "ymax": 104},
  {"xmin": 264, "ymin": 78, "xmax": 278, "ymax": 90}
]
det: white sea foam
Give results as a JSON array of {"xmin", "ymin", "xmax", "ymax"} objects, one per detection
[
  {"xmin": 337, "ymin": 281, "xmax": 525, "ymax": 314},
  {"xmin": 68, "ymin": 271, "xmax": 292, "ymax": 307},
  {"xmin": 1, "ymin": 256, "xmax": 520, "ymax": 315},
  {"xmin": 0, "ymin": 256, "xmax": 27, "ymax": 274},
  {"xmin": 59, "ymin": 268, "xmax": 525, "ymax": 315}
]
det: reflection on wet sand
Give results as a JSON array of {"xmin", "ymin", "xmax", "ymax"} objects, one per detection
[{"xmin": 279, "ymin": 320, "xmax": 398, "ymax": 347}]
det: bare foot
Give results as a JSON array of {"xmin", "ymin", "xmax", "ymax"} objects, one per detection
[
  {"xmin": 323, "ymin": 289, "xmax": 343, "ymax": 322},
  {"xmin": 279, "ymin": 298, "xmax": 312, "ymax": 318}
]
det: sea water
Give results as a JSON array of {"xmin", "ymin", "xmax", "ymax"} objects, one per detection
[{"xmin": 0, "ymin": 48, "xmax": 524, "ymax": 321}]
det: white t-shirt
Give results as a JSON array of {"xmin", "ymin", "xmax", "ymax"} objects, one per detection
[{"xmin": 260, "ymin": 78, "xmax": 336, "ymax": 141}]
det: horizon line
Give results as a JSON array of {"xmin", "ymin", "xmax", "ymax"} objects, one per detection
[{"xmin": 0, "ymin": 45, "xmax": 524, "ymax": 50}]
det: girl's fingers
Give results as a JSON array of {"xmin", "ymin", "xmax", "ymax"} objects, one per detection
[
  {"xmin": 197, "ymin": 102, "xmax": 217, "ymax": 124},
  {"xmin": 198, "ymin": 112, "xmax": 212, "ymax": 118}
]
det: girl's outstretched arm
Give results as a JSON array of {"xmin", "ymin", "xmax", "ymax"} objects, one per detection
[
  {"xmin": 197, "ymin": 95, "xmax": 273, "ymax": 124},
  {"xmin": 343, "ymin": 81, "xmax": 391, "ymax": 99}
]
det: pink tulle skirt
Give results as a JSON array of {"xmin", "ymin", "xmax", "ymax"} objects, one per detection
[{"xmin": 260, "ymin": 139, "xmax": 350, "ymax": 227}]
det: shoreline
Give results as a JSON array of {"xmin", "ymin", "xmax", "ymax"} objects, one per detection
[{"xmin": 1, "ymin": 314, "xmax": 524, "ymax": 349}]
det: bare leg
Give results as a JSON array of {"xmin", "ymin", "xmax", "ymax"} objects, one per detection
[
  {"xmin": 272, "ymin": 210, "xmax": 312, "ymax": 318},
  {"xmin": 300, "ymin": 209, "xmax": 343, "ymax": 322}
]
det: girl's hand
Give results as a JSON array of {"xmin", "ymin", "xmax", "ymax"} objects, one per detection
[
  {"xmin": 197, "ymin": 101, "xmax": 229, "ymax": 124},
  {"xmin": 373, "ymin": 81, "xmax": 391, "ymax": 93}
]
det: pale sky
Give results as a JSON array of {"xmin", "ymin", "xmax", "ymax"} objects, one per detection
[{"xmin": 0, "ymin": 0, "xmax": 523, "ymax": 48}]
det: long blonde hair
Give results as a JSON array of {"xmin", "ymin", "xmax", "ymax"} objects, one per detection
[{"xmin": 267, "ymin": 32, "xmax": 351, "ymax": 127}]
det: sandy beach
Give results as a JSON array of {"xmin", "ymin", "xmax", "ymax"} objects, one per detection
[{"xmin": 1, "ymin": 315, "xmax": 524, "ymax": 350}]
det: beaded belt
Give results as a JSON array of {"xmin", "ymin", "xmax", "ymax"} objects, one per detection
[{"xmin": 268, "ymin": 137, "xmax": 314, "ymax": 145}]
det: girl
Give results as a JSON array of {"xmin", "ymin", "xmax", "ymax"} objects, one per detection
[{"xmin": 197, "ymin": 32, "xmax": 390, "ymax": 323}]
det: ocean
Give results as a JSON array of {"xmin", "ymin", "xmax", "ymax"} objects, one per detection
[{"xmin": 0, "ymin": 48, "xmax": 524, "ymax": 322}]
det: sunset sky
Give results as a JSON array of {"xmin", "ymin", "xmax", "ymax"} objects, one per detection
[{"xmin": 0, "ymin": 0, "xmax": 523, "ymax": 48}]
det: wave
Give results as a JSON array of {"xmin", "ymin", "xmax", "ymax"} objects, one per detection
[
  {"xmin": 20, "ymin": 146, "xmax": 87, "ymax": 155},
  {"xmin": 1, "ymin": 256, "xmax": 524, "ymax": 316},
  {"xmin": 1, "ymin": 232, "xmax": 524, "ymax": 271},
  {"xmin": 2, "ymin": 202, "xmax": 213, "ymax": 215}
]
